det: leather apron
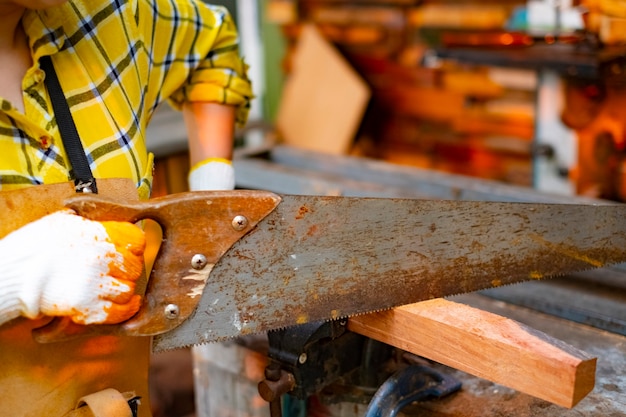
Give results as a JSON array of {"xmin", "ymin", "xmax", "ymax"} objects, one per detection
[{"xmin": 0, "ymin": 179, "xmax": 152, "ymax": 417}]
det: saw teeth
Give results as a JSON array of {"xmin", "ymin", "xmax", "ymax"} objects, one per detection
[{"xmin": 153, "ymin": 263, "xmax": 613, "ymax": 353}]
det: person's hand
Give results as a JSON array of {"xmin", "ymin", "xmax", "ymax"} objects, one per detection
[
  {"xmin": 0, "ymin": 210, "xmax": 146, "ymax": 326},
  {"xmin": 188, "ymin": 157, "xmax": 235, "ymax": 191}
]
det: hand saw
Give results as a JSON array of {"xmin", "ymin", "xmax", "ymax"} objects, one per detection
[{"xmin": 27, "ymin": 190, "xmax": 626, "ymax": 350}]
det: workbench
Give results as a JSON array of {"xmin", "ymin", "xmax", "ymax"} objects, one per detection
[{"xmin": 230, "ymin": 145, "xmax": 626, "ymax": 416}]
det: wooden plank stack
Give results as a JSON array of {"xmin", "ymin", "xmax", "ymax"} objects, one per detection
[{"xmin": 268, "ymin": 0, "xmax": 537, "ymax": 186}]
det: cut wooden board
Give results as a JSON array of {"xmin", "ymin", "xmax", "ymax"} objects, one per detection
[
  {"xmin": 348, "ymin": 298, "xmax": 596, "ymax": 409},
  {"xmin": 276, "ymin": 24, "xmax": 371, "ymax": 155}
]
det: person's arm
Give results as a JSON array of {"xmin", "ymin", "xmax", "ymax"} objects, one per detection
[
  {"xmin": 147, "ymin": 2, "xmax": 248, "ymax": 192},
  {"xmin": 184, "ymin": 101, "xmax": 238, "ymax": 191}
]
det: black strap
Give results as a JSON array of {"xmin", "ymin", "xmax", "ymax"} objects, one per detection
[{"xmin": 40, "ymin": 55, "xmax": 98, "ymax": 194}]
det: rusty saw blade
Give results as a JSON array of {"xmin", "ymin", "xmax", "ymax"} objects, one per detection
[
  {"xmin": 51, "ymin": 191, "xmax": 626, "ymax": 350},
  {"xmin": 155, "ymin": 193, "xmax": 626, "ymax": 351}
]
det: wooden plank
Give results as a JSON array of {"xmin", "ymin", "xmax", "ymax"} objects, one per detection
[
  {"xmin": 451, "ymin": 111, "xmax": 534, "ymax": 139},
  {"xmin": 407, "ymin": 5, "xmax": 511, "ymax": 29},
  {"xmin": 373, "ymin": 85, "xmax": 466, "ymax": 122},
  {"xmin": 276, "ymin": 24, "xmax": 370, "ymax": 155},
  {"xmin": 346, "ymin": 53, "xmax": 438, "ymax": 86},
  {"xmin": 441, "ymin": 69, "xmax": 504, "ymax": 99},
  {"xmin": 353, "ymin": 292, "xmax": 626, "ymax": 417},
  {"xmin": 234, "ymin": 157, "xmax": 427, "ymax": 198},
  {"xmin": 316, "ymin": 23, "xmax": 386, "ymax": 45},
  {"xmin": 347, "ymin": 298, "xmax": 597, "ymax": 409},
  {"xmin": 310, "ymin": 6, "xmax": 404, "ymax": 27},
  {"xmin": 265, "ymin": 144, "xmax": 606, "ymax": 204}
]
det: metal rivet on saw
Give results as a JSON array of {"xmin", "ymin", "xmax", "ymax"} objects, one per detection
[
  {"xmin": 165, "ymin": 304, "xmax": 180, "ymax": 319},
  {"xmin": 232, "ymin": 215, "xmax": 249, "ymax": 231},
  {"xmin": 191, "ymin": 254, "xmax": 208, "ymax": 270}
]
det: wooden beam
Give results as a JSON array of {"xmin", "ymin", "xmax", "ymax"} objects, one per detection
[{"xmin": 347, "ymin": 298, "xmax": 596, "ymax": 409}]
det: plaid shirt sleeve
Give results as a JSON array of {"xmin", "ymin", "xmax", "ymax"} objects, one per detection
[{"xmin": 139, "ymin": 0, "xmax": 252, "ymax": 127}]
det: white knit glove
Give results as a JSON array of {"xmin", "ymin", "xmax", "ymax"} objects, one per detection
[
  {"xmin": 188, "ymin": 158, "xmax": 235, "ymax": 191},
  {"xmin": 0, "ymin": 210, "xmax": 146, "ymax": 326}
]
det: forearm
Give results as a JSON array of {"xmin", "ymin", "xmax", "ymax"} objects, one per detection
[
  {"xmin": 183, "ymin": 101, "xmax": 237, "ymax": 191},
  {"xmin": 183, "ymin": 101, "xmax": 236, "ymax": 166}
]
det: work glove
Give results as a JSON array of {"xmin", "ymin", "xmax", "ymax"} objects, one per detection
[
  {"xmin": 0, "ymin": 210, "xmax": 145, "ymax": 326},
  {"xmin": 188, "ymin": 157, "xmax": 235, "ymax": 191}
]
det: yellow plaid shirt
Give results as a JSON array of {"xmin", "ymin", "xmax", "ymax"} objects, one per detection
[{"xmin": 0, "ymin": 0, "xmax": 252, "ymax": 199}]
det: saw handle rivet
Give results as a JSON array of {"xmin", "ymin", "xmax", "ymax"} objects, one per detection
[
  {"xmin": 164, "ymin": 304, "xmax": 180, "ymax": 320},
  {"xmin": 232, "ymin": 215, "xmax": 249, "ymax": 231},
  {"xmin": 191, "ymin": 254, "xmax": 208, "ymax": 270}
]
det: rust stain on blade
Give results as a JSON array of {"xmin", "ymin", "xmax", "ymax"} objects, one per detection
[{"xmin": 530, "ymin": 234, "xmax": 606, "ymax": 268}]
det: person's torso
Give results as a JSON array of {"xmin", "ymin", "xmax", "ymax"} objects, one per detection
[{"xmin": 0, "ymin": 0, "xmax": 155, "ymax": 199}]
